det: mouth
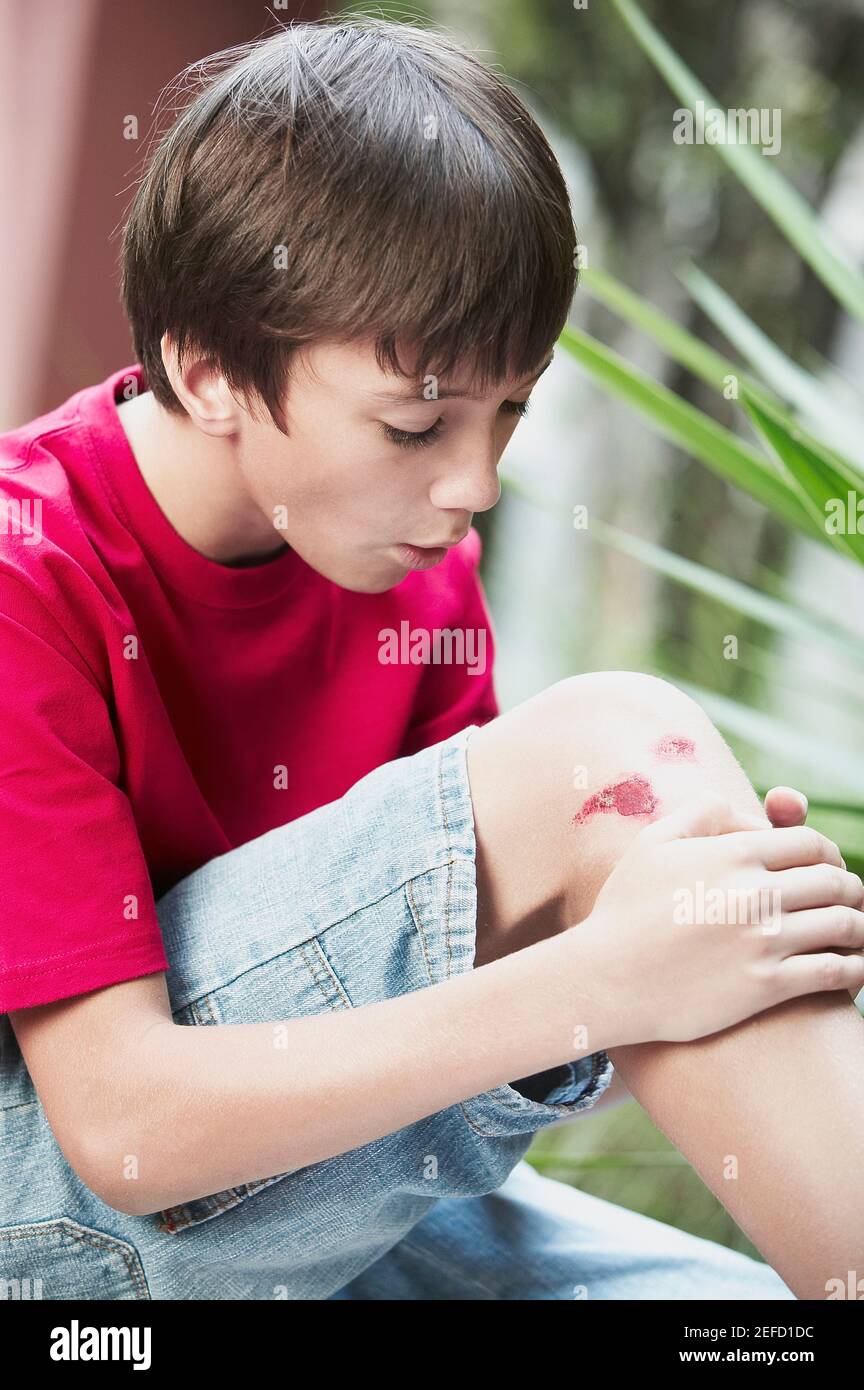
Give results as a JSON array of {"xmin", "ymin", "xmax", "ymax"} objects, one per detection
[{"xmin": 392, "ymin": 541, "xmax": 452, "ymax": 570}]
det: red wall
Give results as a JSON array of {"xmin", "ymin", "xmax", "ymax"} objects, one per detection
[{"xmin": 1, "ymin": 0, "xmax": 324, "ymax": 428}]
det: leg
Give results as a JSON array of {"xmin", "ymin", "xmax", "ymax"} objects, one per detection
[
  {"xmin": 465, "ymin": 672, "xmax": 864, "ymax": 1298},
  {"xmin": 329, "ymin": 1158, "xmax": 795, "ymax": 1300}
]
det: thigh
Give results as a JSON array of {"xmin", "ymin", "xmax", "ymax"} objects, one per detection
[{"xmin": 328, "ymin": 1158, "xmax": 797, "ymax": 1301}]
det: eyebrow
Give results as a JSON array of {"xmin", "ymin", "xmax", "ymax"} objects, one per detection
[{"xmin": 364, "ymin": 352, "xmax": 556, "ymax": 403}]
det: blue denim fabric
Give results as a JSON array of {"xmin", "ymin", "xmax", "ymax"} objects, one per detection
[
  {"xmin": 0, "ymin": 725, "xmax": 794, "ymax": 1300},
  {"xmin": 329, "ymin": 1159, "xmax": 796, "ymax": 1300}
]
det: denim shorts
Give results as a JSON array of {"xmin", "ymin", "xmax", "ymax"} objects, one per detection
[{"xmin": 0, "ymin": 724, "xmax": 795, "ymax": 1300}]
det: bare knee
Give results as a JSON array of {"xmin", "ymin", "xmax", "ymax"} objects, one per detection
[
  {"xmin": 470, "ymin": 669, "xmax": 736, "ymax": 824},
  {"xmin": 466, "ymin": 668, "xmax": 760, "ymax": 956},
  {"xmin": 529, "ymin": 671, "xmax": 737, "ymax": 784},
  {"xmin": 540, "ymin": 670, "xmax": 707, "ymax": 730}
]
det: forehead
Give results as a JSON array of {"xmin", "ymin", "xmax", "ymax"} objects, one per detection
[{"xmin": 294, "ymin": 338, "xmax": 553, "ymax": 402}]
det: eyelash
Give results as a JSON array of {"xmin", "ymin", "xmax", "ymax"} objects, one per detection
[{"xmin": 382, "ymin": 398, "xmax": 531, "ymax": 451}]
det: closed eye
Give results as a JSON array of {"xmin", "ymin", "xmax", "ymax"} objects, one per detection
[{"xmin": 381, "ymin": 398, "xmax": 531, "ymax": 451}]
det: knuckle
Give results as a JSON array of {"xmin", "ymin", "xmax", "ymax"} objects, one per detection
[
  {"xmin": 736, "ymin": 837, "xmax": 762, "ymax": 868},
  {"xmin": 750, "ymin": 926, "xmax": 778, "ymax": 962},
  {"xmin": 817, "ymin": 955, "xmax": 844, "ymax": 991},
  {"xmin": 832, "ymin": 909, "xmax": 856, "ymax": 945},
  {"xmin": 830, "ymin": 867, "xmax": 849, "ymax": 900},
  {"xmin": 816, "ymin": 865, "xmax": 844, "ymax": 900},
  {"xmin": 802, "ymin": 828, "xmax": 824, "ymax": 861},
  {"xmin": 746, "ymin": 955, "xmax": 777, "ymax": 990},
  {"xmin": 699, "ymin": 792, "xmax": 731, "ymax": 823}
]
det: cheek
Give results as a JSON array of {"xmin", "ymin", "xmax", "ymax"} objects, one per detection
[{"xmin": 251, "ymin": 422, "xmax": 431, "ymax": 541}]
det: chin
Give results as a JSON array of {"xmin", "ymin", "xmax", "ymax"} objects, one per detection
[
  {"xmin": 317, "ymin": 560, "xmax": 401, "ymax": 594},
  {"xmin": 344, "ymin": 572, "xmax": 404, "ymax": 594},
  {"xmin": 309, "ymin": 546, "xmax": 409, "ymax": 594}
]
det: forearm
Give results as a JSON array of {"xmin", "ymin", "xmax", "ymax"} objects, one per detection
[
  {"xmin": 97, "ymin": 927, "xmax": 616, "ymax": 1215},
  {"xmin": 608, "ymin": 991, "xmax": 864, "ymax": 1299}
]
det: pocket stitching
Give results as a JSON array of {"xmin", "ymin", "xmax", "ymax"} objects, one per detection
[
  {"xmin": 0, "ymin": 1216, "xmax": 151, "ymax": 1299},
  {"xmin": 298, "ymin": 937, "xmax": 353, "ymax": 1010},
  {"xmin": 157, "ymin": 1167, "xmax": 292, "ymax": 1234},
  {"xmin": 405, "ymin": 877, "xmax": 437, "ymax": 986}
]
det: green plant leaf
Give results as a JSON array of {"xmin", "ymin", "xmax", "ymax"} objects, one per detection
[
  {"xmin": 680, "ymin": 264, "xmax": 864, "ymax": 476},
  {"xmin": 500, "ymin": 472, "xmax": 864, "ymax": 685},
  {"xmin": 558, "ymin": 325, "xmax": 827, "ymax": 542},
  {"xmin": 740, "ymin": 392, "xmax": 864, "ymax": 564},
  {"xmin": 579, "ymin": 263, "xmax": 864, "ymax": 478},
  {"xmin": 579, "ymin": 265, "xmax": 776, "ymax": 410},
  {"xmin": 610, "ymin": 0, "xmax": 864, "ymax": 323},
  {"xmin": 590, "ymin": 516, "xmax": 864, "ymax": 668}
]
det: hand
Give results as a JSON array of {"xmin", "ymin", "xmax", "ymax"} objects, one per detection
[{"xmin": 579, "ymin": 794, "xmax": 864, "ymax": 1046}]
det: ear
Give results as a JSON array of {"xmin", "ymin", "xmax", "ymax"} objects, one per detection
[{"xmin": 160, "ymin": 333, "xmax": 241, "ymax": 437}]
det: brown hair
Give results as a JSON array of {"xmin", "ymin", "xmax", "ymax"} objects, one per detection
[{"xmin": 120, "ymin": 12, "xmax": 578, "ymax": 434}]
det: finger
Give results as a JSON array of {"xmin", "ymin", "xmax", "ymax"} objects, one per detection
[
  {"xmin": 777, "ymin": 906, "xmax": 864, "ymax": 957},
  {"xmin": 763, "ymin": 787, "xmax": 846, "ymax": 867},
  {"xmin": 769, "ymin": 865, "xmax": 864, "ymax": 912},
  {"xmin": 639, "ymin": 794, "xmax": 767, "ymax": 844},
  {"xmin": 763, "ymin": 786, "xmax": 808, "ymax": 829},
  {"xmin": 723, "ymin": 825, "xmax": 844, "ymax": 871},
  {"xmin": 775, "ymin": 951, "xmax": 864, "ymax": 1005}
]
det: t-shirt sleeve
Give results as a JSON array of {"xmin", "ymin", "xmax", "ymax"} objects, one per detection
[
  {"xmin": 399, "ymin": 527, "xmax": 500, "ymax": 756},
  {"xmin": 0, "ymin": 597, "xmax": 169, "ymax": 1013}
]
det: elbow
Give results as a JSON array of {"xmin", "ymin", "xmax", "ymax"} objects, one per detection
[
  {"xmin": 65, "ymin": 1124, "xmax": 163, "ymax": 1218},
  {"xmin": 93, "ymin": 1176, "xmax": 163, "ymax": 1219}
]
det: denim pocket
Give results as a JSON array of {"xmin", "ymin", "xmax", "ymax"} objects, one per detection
[{"xmin": 0, "ymin": 1217, "xmax": 150, "ymax": 1300}]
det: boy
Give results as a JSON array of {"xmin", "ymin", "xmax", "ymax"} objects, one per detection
[{"xmin": 1, "ymin": 16, "xmax": 863, "ymax": 1301}]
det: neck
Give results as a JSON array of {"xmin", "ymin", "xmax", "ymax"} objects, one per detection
[{"xmin": 115, "ymin": 389, "xmax": 286, "ymax": 566}]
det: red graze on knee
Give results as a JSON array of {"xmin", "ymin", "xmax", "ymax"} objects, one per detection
[
  {"xmin": 653, "ymin": 734, "xmax": 696, "ymax": 762},
  {"xmin": 572, "ymin": 774, "xmax": 659, "ymax": 826}
]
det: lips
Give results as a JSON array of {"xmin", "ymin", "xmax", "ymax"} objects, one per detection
[
  {"xmin": 392, "ymin": 542, "xmax": 449, "ymax": 571},
  {"xmin": 391, "ymin": 531, "xmax": 470, "ymax": 573},
  {"xmin": 408, "ymin": 534, "xmax": 468, "ymax": 549}
]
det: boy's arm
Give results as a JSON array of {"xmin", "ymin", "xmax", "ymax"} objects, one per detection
[
  {"xmin": 9, "ymin": 927, "xmax": 616, "ymax": 1217},
  {"xmin": 0, "ymin": 597, "xmax": 170, "ymax": 1015}
]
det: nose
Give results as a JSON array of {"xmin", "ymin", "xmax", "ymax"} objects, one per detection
[{"xmin": 429, "ymin": 448, "xmax": 502, "ymax": 516}]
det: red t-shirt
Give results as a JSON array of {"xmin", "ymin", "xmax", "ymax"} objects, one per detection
[{"xmin": 0, "ymin": 364, "xmax": 499, "ymax": 1012}]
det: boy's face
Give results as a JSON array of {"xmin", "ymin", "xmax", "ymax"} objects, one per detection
[{"xmin": 226, "ymin": 337, "xmax": 552, "ymax": 592}]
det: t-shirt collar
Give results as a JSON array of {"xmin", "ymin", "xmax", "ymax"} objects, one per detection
[{"xmin": 82, "ymin": 363, "xmax": 313, "ymax": 609}]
